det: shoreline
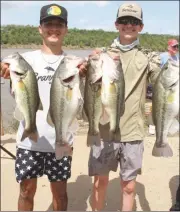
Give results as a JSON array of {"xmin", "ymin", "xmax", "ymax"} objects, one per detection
[{"xmin": 1, "ymin": 44, "xmax": 94, "ymax": 50}]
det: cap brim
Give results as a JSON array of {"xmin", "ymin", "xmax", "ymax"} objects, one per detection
[
  {"xmin": 117, "ymin": 14, "xmax": 142, "ymax": 21},
  {"xmin": 172, "ymin": 43, "xmax": 179, "ymax": 46},
  {"xmin": 40, "ymin": 16, "xmax": 67, "ymax": 23}
]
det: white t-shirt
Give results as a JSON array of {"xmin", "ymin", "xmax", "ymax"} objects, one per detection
[{"xmin": 3, "ymin": 50, "xmax": 79, "ymax": 152}]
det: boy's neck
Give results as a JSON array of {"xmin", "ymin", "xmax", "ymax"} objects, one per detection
[
  {"xmin": 119, "ymin": 37, "xmax": 138, "ymax": 45},
  {"xmin": 41, "ymin": 43, "xmax": 63, "ymax": 55}
]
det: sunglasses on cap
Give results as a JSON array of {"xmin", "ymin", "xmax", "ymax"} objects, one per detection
[
  {"xmin": 117, "ymin": 17, "xmax": 142, "ymax": 26},
  {"xmin": 172, "ymin": 45, "xmax": 179, "ymax": 49}
]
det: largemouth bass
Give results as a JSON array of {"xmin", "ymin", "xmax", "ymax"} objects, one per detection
[
  {"xmin": 84, "ymin": 54, "xmax": 103, "ymax": 147},
  {"xmin": 47, "ymin": 55, "xmax": 83, "ymax": 159},
  {"xmin": 101, "ymin": 52, "xmax": 125, "ymax": 142},
  {"xmin": 152, "ymin": 59, "xmax": 179, "ymax": 157},
  {"xmin": 9, "ymin": 52, "xmax": 43, "ymax": 142}
]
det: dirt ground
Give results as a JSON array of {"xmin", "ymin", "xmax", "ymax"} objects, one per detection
[{"xmin": 1, "ymin": 133, "xmax": 179, "ymax": 211}]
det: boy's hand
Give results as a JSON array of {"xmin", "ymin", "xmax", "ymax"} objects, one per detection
[
  {"xmin": 1, "ymin": 62, "xmax": 10, "ymax": 79},
  {"xmin": 77, "ymin": 60, "xmax": 88, "ymax": 77}
]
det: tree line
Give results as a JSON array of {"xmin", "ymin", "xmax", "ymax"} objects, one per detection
[{"xmin": 1, "ymin": 25, "xmax": 179, "ymax": 51}]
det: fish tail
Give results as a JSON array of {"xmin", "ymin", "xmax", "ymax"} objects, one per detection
[
  {"xmin": 55, "ymin": 143, "xmax": 72, "ymax": 160},
  {"xmin": 109, "ymin": 128, "xmax": 121, "ymax": 142},
  {"xmin": 21, "ymin": 127, "xmax": 39, "ymax": 143},
  {"xmin": 87, "ymin": 132, "xmax": 101, "ymax": 147},
  {"xmin": 152, "ymin": 142, "xmax": 173, "ymax": 157}
]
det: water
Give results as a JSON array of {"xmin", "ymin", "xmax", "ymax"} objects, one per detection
[{"xmin": 1, "ymin": 48, "xmax": 93, "ymax": 59}]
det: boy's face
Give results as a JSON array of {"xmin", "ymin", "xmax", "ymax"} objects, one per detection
[
  {"xmin": 115, "ymin": 16, "xmax": 144, "ymax": 42},
  {"xmin": 39, "ymin": 17, "xmax": 68, "ymax": 46}
]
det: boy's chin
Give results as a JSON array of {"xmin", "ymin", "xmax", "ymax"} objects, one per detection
[{"xmin": 123, "ymin": 34, "xmax": 137, "ymax": 40}]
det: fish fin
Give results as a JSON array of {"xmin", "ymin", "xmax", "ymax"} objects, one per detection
[
  {"xmin": 46, "ymin": 111, "xmax": 54, "ymax": 127},
  {"xmin": 13, "ymin": 106, "xmax": 24, "ymax": 121},
  {"xmin": 109, "ymin": 82, "xmax": 116, "ymax": 94},
  {"xmin": 152, "ymin": 143, "xmax": 173, "ymax": 157},
  {"xmin": 168, "ymin": 118, "xmax": 179, "ymax": 135},
  {"xmin": 55, "ymin": 144, "xmax": 73, "ymax": 160},
  {"xmin": 76, "ymin": 99, "xmax": 84, "ymax": 120},
  {"xmin": 87, "ymin": 133, "xmax": 101, "ymax": 147},
  {"xmin": 109, "ymin": 128, "xmax": 121, "ymax": 142},
  {"xmin": 66, "ymin": 87, "xmax": 73, "ymax": 101},
  {"xmin": 82, "ymin": 110, "xmax": 88, "ymax": 122},
  {"xmin": 10, "ymin": 79, "xmax": 15, "ymax": 93},
  {"xmin": 38, "ymin": 100, "xmax": 43, "ymax": 111},
  {"xmin": 21, "ymin": 128, "xmax": 39, "ymax": 143}
]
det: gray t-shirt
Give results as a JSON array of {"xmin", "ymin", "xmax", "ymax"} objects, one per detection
[{"xmin": 3, "ymin": 50, "xmax": 80, "ymax": 152}]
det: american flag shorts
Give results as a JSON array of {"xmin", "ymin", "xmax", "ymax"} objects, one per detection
[{"xmin": 15, "ymin": 148, "xmax": 72, "ymax": 183}]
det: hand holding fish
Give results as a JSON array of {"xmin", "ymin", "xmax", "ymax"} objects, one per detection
[
  {"xmin": 78, "ymin": 60, "xmax": 88, "ymax": 77},
  {"xmin": 90, "ymin": 48, "xmax": 102, "ymax": 57},
  {"xmin": 1, "ymin": 62, "xmax": 10, "ymax": 79}
]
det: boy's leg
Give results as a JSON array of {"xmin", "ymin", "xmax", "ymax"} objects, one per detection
[
  {"xmin": 92, "ymin": 175, "xmax": 109, "ymax": 211},
  {"xmin": 119, "ymin": 140, "xmax": 144, "ymax": 211},
  {"xmin": 50, "ymin": 181, "xmax": 68, "ymax": 211},
  {"xmin": 44, "ymin": 151, "xmax": 73, "ymax": 211},
  {"xmin": 88, "ymin": 141, "xmax": 120, "ymax": 210},
  {"xmin": 18, "ymin": 179, "xmax": 37, "ymax": 211},
  {"xmin": 170, "ymin": 183, "xmax": 180, "ymax": 211},
  {"xmin": 15, "ymin": 148, "xmax": 45, "ymax": 211}
]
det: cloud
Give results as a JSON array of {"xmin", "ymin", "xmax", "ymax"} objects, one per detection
[
  {"xmin": 94, "ymin": 1, "xmax": 110, "ymax": 7},
  {"xmin": 1, "ymin": 1, "xmax": 43, "ymax": 9},
  {"xmin": 1, "ymin": 1, "xmax": 22, "ymax": 9},
  {"xmin": 1, "ymin": 0, "xmax": 110, "ymax": 10},
  {"xmin": 55, "ymin": 1, "xmax": 110, "ymax": 7}
]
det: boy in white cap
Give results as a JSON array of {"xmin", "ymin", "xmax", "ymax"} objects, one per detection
[{"xmin": 88, "ymin": 2, "xmax": 162, "ymax": 211}]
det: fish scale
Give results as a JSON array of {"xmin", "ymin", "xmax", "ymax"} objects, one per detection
[
  {"xmin": 158, "ymin": 90, "xmax": 167, "ymax": 146},
  {"xmin": 59, "ymin": 88, "xmax": 66, "ymax": 144},
  {"xmin": 47, "ymin": 55, "xmax": 83, "ymax": 159},
  {"xmin": 84, "ymin": 55, "xmax": 103, "ymax": 147},
  {"xmin": 152, "ymin": 59, "xmax": 179, "ymax": 157},
  {"xmin": 9, "ymin": 52, "xmax": 43, "ymax": 142},
  {"xmin": 101, "ymin": 52, "xmax": 125, "ymax": 143}
]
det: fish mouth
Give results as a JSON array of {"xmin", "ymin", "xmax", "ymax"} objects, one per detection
[
  {"xmin": 163, "ymin": 78, "xmax": 179, "ymax": 89},
  {"xmin": 10, "ymin": 70, "xmax": 26, "ymax": 80},
  {"xmin": 170, "ymin": 80, "xmax": 179, "ymax": 88},
  {"xmin": 13, "ymin": 71, "xmax": 24, "ymax": 76},
  {"xmin": 91, "ymin": 76, "xmax": 102, "ymax": 84},
  {"xmin": 60, "ymin": 75, "xmax": 76, "ymax": 88},
  {"xmin": 62, "ymin": 75, "xmax": 75, "ymax": 83},
  {"xmin": 95, "ymin": 77, "xmax": 102, "ymax": 83}
]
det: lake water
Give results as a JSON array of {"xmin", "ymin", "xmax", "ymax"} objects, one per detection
[{"xmin": 1, "ymin": 48, "xmax": 93, "ymax": 59}]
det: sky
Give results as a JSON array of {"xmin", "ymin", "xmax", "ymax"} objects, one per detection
[{"xmin": 1, "ymin": 1, "xmax": 179, "ymax": 35}]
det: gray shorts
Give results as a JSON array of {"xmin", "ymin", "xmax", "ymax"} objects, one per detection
[{"xmin": 88, "ymin": 140, "xmax": 144, "ymax": 181}]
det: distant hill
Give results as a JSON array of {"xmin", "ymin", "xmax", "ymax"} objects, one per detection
[{"xmin": 1, "ymin": 25, "xmax": 179, "ymax": 51}]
